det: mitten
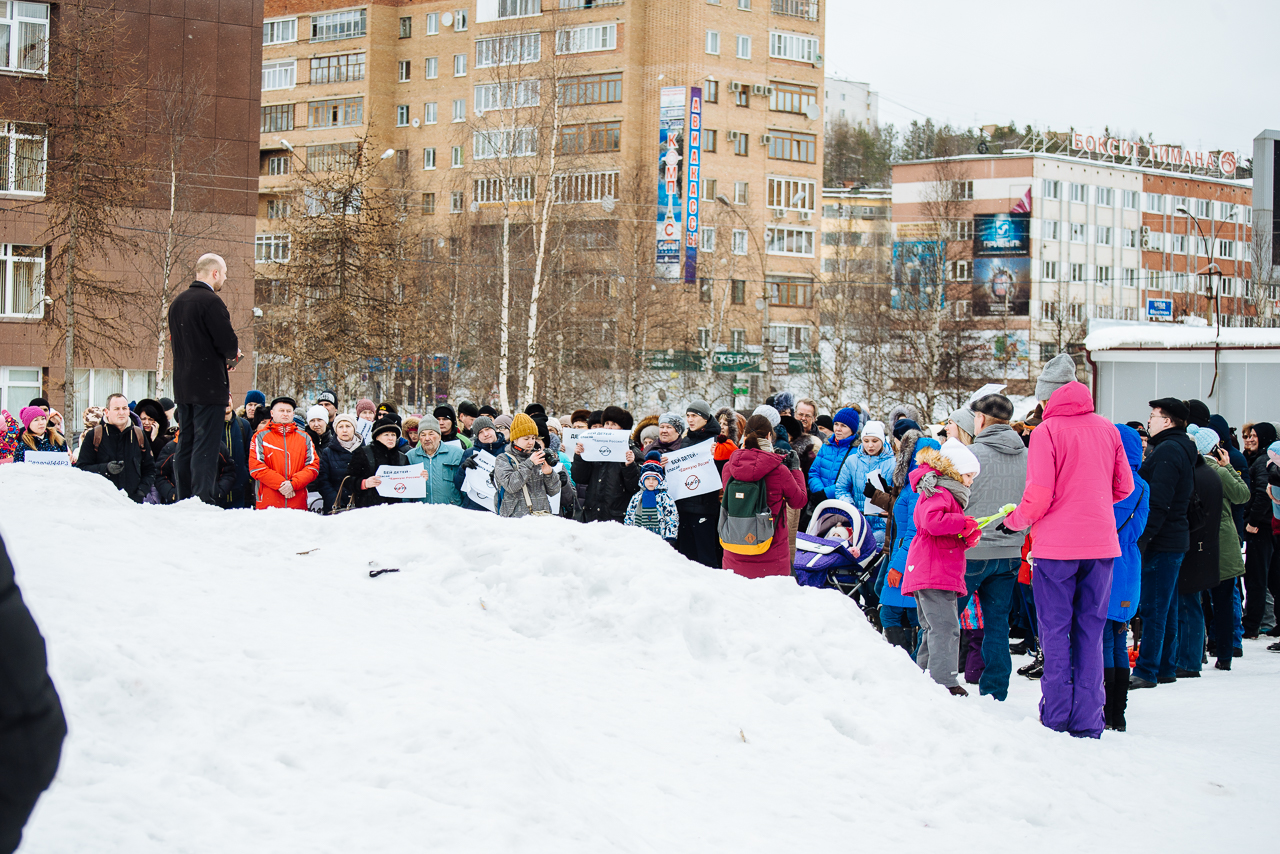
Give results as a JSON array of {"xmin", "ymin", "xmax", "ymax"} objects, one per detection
[
  {"xmin": 863, "ymin": 480, "xmax": 877, "ymax": 499},
  {"xmin": 106, "ymin": 461, "xmax": 124, "ymax": 475},
  {"xmin": 886, "ymin": 568, "xmax": 903, "ymax": 588}
]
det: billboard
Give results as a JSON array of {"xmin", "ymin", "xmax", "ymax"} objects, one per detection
[
  {"xmin": 972, "ymin": 257, "xmax": 1031, "ymax": 317},
  {"xmin": 683, "ymin": 87, "xmax": 703, "ymax": 284},
  {"xmin": 656, "ymin": 86, "xmax": 685, "ymax": 280},
  {"xmin": 973, "ymin": 213, "xmax": 1031, "ymax": 257},
  {"xmin": 892, "ymin": 240, "xmax": 945, "ymax": 309}
]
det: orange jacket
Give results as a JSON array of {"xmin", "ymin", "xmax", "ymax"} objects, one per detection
[{"xmin": 249, "ymin": 421, "xmax": 319, "ymax": 509}]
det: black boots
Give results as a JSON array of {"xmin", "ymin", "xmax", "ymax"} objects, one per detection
[
  {"xmin": 1104, "ymin": 667, "xmax": 1129, "ymax": 732},
  {"xmin": 883, "ymin": 626, "xmax": 913, "ymax": 655},
  {"xmin": 1017, "ymin": 650, "xmax": 1044, "ymax": 679}
]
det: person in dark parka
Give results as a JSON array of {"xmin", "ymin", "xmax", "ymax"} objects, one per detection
[
  {"xmin": 167, "ymin": 253, "xmax": 240, "ymax": 505},
  {"xmin": 675, "ymin": 399, "xmax": 724, "ymax": 568},
  {"xmin": 1174, "ymin": 429, "xmax": 1224, "ymax": 676},
  {"xmin": 1241, "ymin": 420, "xmax": 1278, "ymax": 636},
  {"xmin": 0, "ymin": 532, "xmax": 66, "ymax": 854},
  {"xmin": 76, "ymin": 394, "xmax": 156, "ymax": 503},
  {"xmin": 221, "ymin": 396, "xmax": 253, "ymax": 508},
  {"xmin": 1209, "ymin": 414, "xmax": 1251, "ymax": 537},
  {"xmin": 572, "ymin": 405, "xmax": 640, "ymax": 523},
  {"xmin": 344, "ymin": 415, "xmax": 414, "ymax": 508}
]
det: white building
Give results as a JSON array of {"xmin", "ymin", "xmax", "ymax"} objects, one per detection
[{"xmin": 823, "ymin": 76, "xmax": 877, "ymax": 131}]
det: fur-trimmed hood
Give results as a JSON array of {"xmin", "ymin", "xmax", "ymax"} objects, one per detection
[
  {"xmin": 912, "ymin": 446, "xmax": 963, "ymax": 483},
  {"xmin": 892, "ymin": 429, "xmax": 925, "ymax": 489},
  {"xmin": 714, "ymin": 407, "xmax": 739, "ymax": 444},
  {"xmin": 888, "ymin": 403, "xmax": 923, "ymax": 429},
  {"xmin": 631, "ymin": 414, "xmax": 660, "ymax": 447}
]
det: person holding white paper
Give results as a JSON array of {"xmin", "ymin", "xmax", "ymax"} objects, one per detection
[
  {"xmin": 673, "ymin": 400, "xmax": 724, "ymax": 568},
  {"xmin": 832, "ymin": 420, "xmax": 897, "ymax": 547},
  {"xmin": 344, "ymin": 414, "xmax": 426, "ymax": 509},
  {"xmin": 455, "ymin": 416, "xmax": 506, "ymax": 512},
  {"xmin": 13, "ymin": 407, "xmax": 68, "ymax": 464},
  {"xmin": 572, "ymin": 405, "xmax": 638, "ymax": 523},
  {"xmin": 493, "ymin": 414, "xmax": 561, "ymax": 518}
]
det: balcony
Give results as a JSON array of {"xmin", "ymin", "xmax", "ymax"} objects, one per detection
[{"xmin": 771, "ymin": 0, "xmax": 819, "ymax": 21}]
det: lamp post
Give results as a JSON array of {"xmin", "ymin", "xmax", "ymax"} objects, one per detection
[{"xmin": 1177, "ymin": 203, "xmax": 1238, "ymax": 396}]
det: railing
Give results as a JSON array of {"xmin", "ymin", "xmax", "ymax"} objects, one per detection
[{"xmin": 771, "ymin": 0, "xmax": 819, "ymax": 21}]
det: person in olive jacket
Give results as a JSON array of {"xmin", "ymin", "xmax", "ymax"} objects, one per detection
[
  {"xmin": 76, "ymin": 393, "xmax": 156, "ymax": 504},
  {"xmin": 167, "ymin": 253, "xmax": 240, "ymax": 504},
  {"xmin": 0, "ymin": 533, "xmax": 66, "ymax": 854},
  {"xmin": 572, "ymin": 405, "xmax": 639, "ymax": 523}
]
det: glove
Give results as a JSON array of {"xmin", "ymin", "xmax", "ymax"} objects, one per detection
[
  {"xmin": 863, "ymin": 480, "xmax": 877, "ymax": 499},
  {"xmin": 995, "ymin": 521, "xmax": 1016, "ymax": 536},
  {"xmin": 462, "ymin": 456, "xmax": 478, "ymax": 470},
  {"xmin": 961, "ymin": 516, "xmax": 983, "ymax": 549},
  {"xmin": 886, "ymin": 569, "xmax": 903, "ymax": 588},
  {"xmin": 784, "ymin": 450, "xmax": 801, "ymax": 471},
  {"xmin": 106, "ymin": 461, "xmax": 124, "ymax": 475}
]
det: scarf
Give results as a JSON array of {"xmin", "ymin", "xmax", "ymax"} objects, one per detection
[
  {"xmin": 915, "ymin": 469, "xmax": 970, "ymax": 509},
  {"xmin": 336, "ymin": 432, "xmax": 363, "ymax": 453},
  {"xmin": 641, "ymin": 485, "xmax": 658, "ymax": 509},
  {"xmin": 756, "ymin": 439, "xmax": 774, "ymax": 455}
]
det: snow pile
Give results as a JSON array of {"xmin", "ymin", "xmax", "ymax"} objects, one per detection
[
  {"xmin": 1085, "ymin": 321, "xmax": 1280, "ymax": 351},
  {"xmin": 2, "ymin": 465, "xmax": 1273, "ymax": 852}
]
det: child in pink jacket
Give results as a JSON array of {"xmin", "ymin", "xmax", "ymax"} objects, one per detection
[{"xmin": 901, "ymin": 438, "xmax": 983, "ymax": 695}]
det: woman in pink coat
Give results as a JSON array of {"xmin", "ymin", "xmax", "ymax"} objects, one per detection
[
  {"xmin": 720, "ymin": 414, "xmax": 807, "ymax": 579},
  {"xmin": 901, "ymin": 439, "xmax": 984, "ymax": 695}
]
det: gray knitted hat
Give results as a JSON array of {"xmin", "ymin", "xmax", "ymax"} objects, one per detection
[
  {"xmin": 1036, "ymin": 353, "xmax": 1077, "ymax": 402},
  {"xmin": 947, "ymin": 406, "xmax": 976, "ymax": 437}
]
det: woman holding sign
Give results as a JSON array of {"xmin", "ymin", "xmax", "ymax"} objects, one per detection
[
  {"xmin": 345, "ymin": 414, "xmax": 425, "ymax": 509},
  {"xmin": 13, "ymin": 407, "xmax": 68, "ymax": 463}
]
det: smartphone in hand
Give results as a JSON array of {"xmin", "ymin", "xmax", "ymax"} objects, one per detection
[{"xmin": 227, "ymin": 352, "xmax": 244, "ymax": 369}]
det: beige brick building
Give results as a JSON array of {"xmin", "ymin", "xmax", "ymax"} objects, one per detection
[{"xmin": 256, "ymin": 0, "xmax": 825, "ymax": 409}]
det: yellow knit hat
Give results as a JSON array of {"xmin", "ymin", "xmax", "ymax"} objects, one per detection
[{"xmin": 508, "ymin": 412, "xmax": 538, "ymax": 441}]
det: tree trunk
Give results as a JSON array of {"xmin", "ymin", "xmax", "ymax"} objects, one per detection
[
  {"xmin": 155, "ymin": 153, "xmax": 177, "ymax": 396},
  {"xmin": 498, "ymin": 212, "xmax": 511, "ymax": 414}
]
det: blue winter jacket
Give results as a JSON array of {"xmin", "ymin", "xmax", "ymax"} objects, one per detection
[
  {"xmin": 833, "ymin": 444, "xmax": 897, "ymax": 530},
  {"xmin": 454, "ymin": 439, "xmax": 507, "ymax": 511},
  {"xmin": 878, "ymin": 437, "xmax": 940, "ymax": 608},
  {"xmin": 1110, "ymin": 424, "xmax": 1150, "ymax": 622},
  {"xmin": 807, "ymin": 434, "xmax": 858, "ymax": 500},
  {"xmin": 407, "ymin": 441, "xmax": 465, "ymax": 506}
]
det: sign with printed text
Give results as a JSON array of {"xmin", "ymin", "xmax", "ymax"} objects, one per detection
[
  {"xmin": 1146, "ymin": 298, "xmax": 1173, "ymax": 319},
  {"xmin": 374, "ymin": 464, "xmax": 426, "ymax": 499},
  {"xmin": 683, "ymin": 86, "xmax": 702, "ymax": 284},
  {"xmin": 573, "ymin": 429, "xmax": 631, "ymax": 462},
  {"xmin": 462, "ymin": 450, "xmax": 498, "ymax": 512},
  {"xmin": 22, "ymin": 451, "xmax": 71, "ymax": 466},
  {"xmin": 662, "ymin": 439, "xmax": 720, "ymax": 501},
  {"xmin": 656, "ymin": 85, "xmax": 686, "ymax": 279}
]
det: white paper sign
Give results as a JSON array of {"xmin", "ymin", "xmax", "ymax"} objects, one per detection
[
  {"xmin": 22, "ymin": 451, "xmax": 71, "ymax": 467},
  {"xmin": 443, "ymin": 438, "xmax": 464, "ymax": 450},
  {"xmin": 863, "ymin": 470, "xmax": 887, "ymax": 516},
  {"xmin": 662, "ymin": 439, "xmax": 720, "ymax": 501},
  {"xmin": 375, "ymin": 464, "xmax": 426, "ymax": 499},
  {"xmin": 462, "ymin": 450, "xmax": 499, "ymax": 513},
  {"xmin": 574, "ymin": 429, "xmax": 630, "ymax": 462},
  {"xmin": 563, "ymin": 428, "xmax": 582, "ymax": 450},
  {"xmin": 966, "ymin": 383, "xmax": 1007, "ymax": 405}
]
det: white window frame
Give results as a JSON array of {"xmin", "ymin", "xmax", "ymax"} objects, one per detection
[
  {"xmin": 424, "ymin": 102, "xmax": 437, "ymax": 124},
  {"xmin": 0, "ymin": 244, "xmax": 44, "ymax": 317},
  {"xmin": 1041, "ymin": 220, "xmax": 1059, "ymax": 241},
  {"xmin": 451, "ymin": 146, "xmax": 464, "ymax": 168},
  {"xmin": 1122, "ymin": 189, "xmax": 1139, "ymax": 210},
  {"xmin": 473, "ymin": 127, "xmax": 538, "ymax": 160},
  {"xmin": 1042, "ymin": 260, "xmax": 1057, "ymax": 281},
  {"xmin": 474, "ymin": 80, "xmax": 540, "ymax": 113},
  {"xmin": 497, "ymin": 0, "xmax": 540, "ymax": 18},
  {"xmin": 732, "ymin": 229, "xmax": 748, "ymax": 255},
  {"xmin": 310, "ymin": 9, "xmax": 367, "ymax": 42},
  {"xmin": 1070, "ymin": 262, "xmax": 1086, "ymax": 282},
  {"xmin": 701, "ymin": 226, "xmax": 716, "ymax": 252},
  {"xmin": 1069, "ymin": 182, "xmax": 1087, "ymax": 203},
  {"xmin": 705, "ymin": 30, "xmax": 720, "ymax": 55},
  {"xmin": 0, "ymin": 122, "xmax": 46, "ymax": 196},
  {"xmin": 768, "ymin": 30, "xmax": 819, "ymax": 63},
  {"xmin": 396, "ymin": 104, "xmax": 410, "ymax": 127},
  {"xmin": 734, "ymin": 181, "xmax": 748, "ymax": 205},
  {"xmin": 1069, "ymin": 222, "xmax": 1086, "ymax": 243},
  {"xmin": 765, "ymin": 227, "xmax": 815, "ymax": 257},
  {"xmin": 476, "ymin": 33, "xmax": 542, "ymax": 67},
  {"xmin": 398, "ymin": 59, "xmax": 410, "ymax": 82},
  {"xmin": 0, "ymin": 2, "xmax": 49, "ymax": 74},
  {"xmin": 454, "ymin": 9, "xmax": 468, "ymax": 30},
  {"xmin": 556, "ymin": 24, "xmax": 617, "ymax": 55},
  {"xmin": 424, "ymin": 56, "xmax": 438, "ymax": 79},
  {"xmin": 736, "ymin": 35, "xmax": 751, "ymax": 59},
  {"xmin": 1095, "ymin": 186, "xmax": 1114, "ymax": 207},
  {"xmin": 1145, "ymin": 192, "xmax": 1165, "ymax": 213},
  {"xmin": 1122, "ymin": 228, "xmax": 1137, "ymax": 249},
  {"xmin": 1041, "ymin": 179, "xmax": 1061, "ymax": 200},
  {"xmin": 423, "ymin": 147, "xmax": 436, "ymax": 170},
  {"xmin": 451, "ymin": 190, "xmax": 465, "ymax": 213},
  {"xmin": 1096, "ymin": 226, "xmax": 1112, "ymax": 246},
  {"xmin": 263, "ymin": 17, "xmax": 298, "ymax": 46},
  {"xmin": 1122, "ymin": 268, "xmax": 1138, "ymax": 288},
  {"xmin": 452, "ymin": 99, "xmax": 465, "ymax": 122},
  {"xmin": 0, "ymin": 366, "xmax": 41, "ymax": 413},
  {"xmin": 261, "ymin": 59, "xmax": 297, "ymax": 91},
  {"xmin": 553, "ymin": 171, "xmax": 619, "ymax": 204},
  {"xmin": 766, "ymin": 176, "xmax": 815, "ymax": 212},
  {"xmin": 254, "ymin": 234, "xmax": 290, "ymax": 263},
  {"xmin": 426, "ymin": 12, "xmax": 439, "ymax": 34},
  {"xmin": 454, "ymin": 53, "xmax": 467, "ymax": 76},
  {"xmin": 1095, "ymin": 265, "xmax": 1112, "ymax": 284}
]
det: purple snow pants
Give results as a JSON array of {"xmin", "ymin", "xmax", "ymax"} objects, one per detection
[{"xmin": 1031, "ymin": 557, "xmax": 1113, "ymax": 738}]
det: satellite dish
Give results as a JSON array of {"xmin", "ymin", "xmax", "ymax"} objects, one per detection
[
  {"xmin": 411, "ymin": 118, "xmax": 420, "ymax": 128},
  {"xmin": 803, "ymin": 103, "xmax": 820, "ymax": 122},
  {"xmin": 441, "ymin": 11, "xmax": 453, "ymax": 25},
  {"xmin": 601, "ymin": 195, "xmax": 616, "ymax": 213},
  {"xmin": 470, "ymin": 201, "xmax": 479, "ymax": 212}
]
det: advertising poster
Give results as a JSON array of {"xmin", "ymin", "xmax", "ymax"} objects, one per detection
[
  {"xmin": 656, "ymin": 86, "xmax": 685, "ymax": 279},
  {"xmin": 973, "ymin": 213, "xmax": 1031, "ymax": 257},
  {"xmin": 972, "ymin": 257, "xmax": 1031, "ymax": 317},
  {"xmin": 891, "ymin": 240, "xmax": 945, "ymax": 309},
  {"xmin": 682, "ymin": 87, "xmax": 702, "ymax": 284}
]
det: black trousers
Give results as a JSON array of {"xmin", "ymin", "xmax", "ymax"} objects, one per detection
[
  {"xmin": 1209, "ymin": 578, "xmax": 1237, "ymax": 665},
  {"xmin": 174, "ymin": 403, "xmax": 226, "ymax": 504},
  {"xmin": 676, "ymin": 511, "xmax": 723, "ymax": 569},
  {"xmin": 1242, "ymin": 531, "xmax": 1274, "ymax": 634}
]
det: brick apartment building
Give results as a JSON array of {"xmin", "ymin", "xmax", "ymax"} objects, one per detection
[
  {"xmin": 0, "ymin": 1, "xmax": 263, "ymax": 417},
  {"xmin": 255, "ymin": 0, "xmax": 826, "ymax": 407}
]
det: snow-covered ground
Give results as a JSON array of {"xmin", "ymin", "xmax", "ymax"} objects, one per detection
[{"xmin": 2, "ymin": 464, "xmax": 1273, "ymax": 853}]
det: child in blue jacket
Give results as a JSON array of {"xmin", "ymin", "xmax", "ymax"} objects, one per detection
[{"xmin": 1105, "ymin": 424, "xmax": 1149, "ymax": 732}]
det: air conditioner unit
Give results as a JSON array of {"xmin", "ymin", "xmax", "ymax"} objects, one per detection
[
  {"xmin": 752, "ymin": 84, "xmax": 766, "ymax": 96},
  {"xmin": 798, "ymin": 211, "xmax": 811, "ymax": 222},
  {"xmin": 772, "ymin": 208, "xmax": 785, "ymax": 219},
  {"xmin": 760, "ymin": 134, "xmax": 773, "ymax": 145},
  {"xmin": 726, "ymin": 130, "xmax": 740, "ymax": 142},
  {"xmin": 814, "ymin": 53, "xmax": 823, "ymax": 68},
  {"xmin": 1140, "ymin": 225, "xmax": 1152, "ymax": 249},
  {"xmin": 729, "ymin": 81, "xmax": 743, "ymax": 92},
  {"xmin": 764, "ymin": 86, "xmax": 775, "ymax": 97}
]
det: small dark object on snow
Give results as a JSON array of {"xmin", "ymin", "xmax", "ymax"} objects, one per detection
[
  {"xmin": 369, "ymin": 568, "xmax": 400, "ymax": 578},
  {"xmin": 296, "ymin": 548, "xmax": 319, "ymax": 555}
]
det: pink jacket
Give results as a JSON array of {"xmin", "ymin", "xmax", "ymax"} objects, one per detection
[
  {"xmin": 720, "ymin": 447, "xmax": 807, "ymax": 579},
  {"xmin": 1005, "ymin": 381, "xmax": 1133, "ymax": 560},
  {"xmin": 901, "ymin": 449, "xmax": 974, "ymax": 596}
]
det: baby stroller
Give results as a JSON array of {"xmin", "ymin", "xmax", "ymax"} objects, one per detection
[{"xmin": 793, "ymin": 498, "xmax": 884, "ymax": 623}]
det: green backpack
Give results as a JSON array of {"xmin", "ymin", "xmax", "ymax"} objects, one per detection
[{"xmin": 718, "ymin": 473, "xmax": 775, "ymax": 555}]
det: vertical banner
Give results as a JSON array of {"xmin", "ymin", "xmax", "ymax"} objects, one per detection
[
  {"xmin": 683, "ymin": 86, "xmax": 702, "ymax": 284},
  {"xmin": 656, "ymin": 86, "xmax": 686, "ymax": 280}
]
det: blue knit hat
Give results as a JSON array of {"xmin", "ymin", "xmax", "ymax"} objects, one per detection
[
  {"xmin": 833, "ymin": 407, "xmax": 860, "ymax": 433},
  {"xmin": 245, "ymin": 389, "xmax": 267, "ymax": 406},
  {"xmin": 640, "ymin": 449, "xmax": 665, "ymax": 486},
  {"xmin": 1188, "ymin": 424, "xmax": 1218, "ymax": 456}
]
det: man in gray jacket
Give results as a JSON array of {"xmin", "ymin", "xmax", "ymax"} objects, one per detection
[{"xmin": 960, "ymin": 393, "xmax": 1028, "ymax": 700}]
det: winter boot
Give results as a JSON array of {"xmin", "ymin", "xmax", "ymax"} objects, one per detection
[
  {"xmin": 1018, "ymin": 650, "xmax": 1044, "ymax": 678},
  {"xmin": 1102, "ymin": 668, "xmax": 1116, "ymax": 729},
  {"xmin": 1110, "ymin": 667, "xmax": 1129, "ymax": 731},
  {"xmin": 883, "ymin": 626, "xmax": 910, "ymax": 654}
]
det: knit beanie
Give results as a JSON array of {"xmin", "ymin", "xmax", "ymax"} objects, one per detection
[
  {"xmin": 892, "ymin": 418, "xmax": 922, "ymax": 439},
  {"xmin": 940, "ymin": 436, "xmax": 981, "ymax": 476},
  {"xmin": 433, "ymin": 404, "xmax": 457, "ymax": 423},
  {"xmin": 494, "ymin": 414, "xmax": 514, "ymax": 434},
  {"xmin": 508, "ymin": 413, "xmax": 538, "ymax": 441},
  {"xmin": 245, "ymin": 389, "xmax": 267, "ymax": 407},
  {"xmin": 1189, "ymin": 425, "xmax": 1219, "ymax": 456},
  {"xmin": 306, "ymin": 405, "xmax": 328, "ymax": 424},
  {"xmin": 377, "ymin": 400, "xmax": 399, "ymax": 416},
  {"xmin": 947, "ymin": 406, "xmax": 976, "ymax": 437},
  {"xmin": 640, "ymin": 449, "xmax": 665, "ymax": 485},
  {"xmin": 861, "ymin": 420, "xmax": 887, "ymax": 443},
  {"xmin": 471, "ymin": 415, "xmax": 496, "ymax": 437},
  {"xmin": 332, "ymin": 412, "xmax": 358, "ymax": 432},
  {"xmin": 685, "ymin": 399, "xmax": 713, "ymax": 421},
  {"xmin": 317, "ymin": 389, "xmax": 338, "ymax": 408},
  {"xmin": 1035, "ymin": 353, "xmax": 1077, "ymax": 402},
  {"xmin": 355, "ymin": 398, "xmax": 376, "ymax": 417},
  {"xmin": 479, "ymin": 404, "xmax": 498, "ymax": 417},
  {"xmin": 659, "ymin": 411, "xmax": 685, "ymax": 431},
  {"xmin": 773, "ymin": 391, "xmax": 796, "ymax": 413},
  {"xmin": 19, "ymin": 406, "xmax": 44, "ymax": 429},
  {"xmin": 1186, "ymin": 399, "xmax": 1211, "ymax": 429},
  {"xmin": 833, "ymin": 407, "xmax": 860, "ymax": 433},
  {"xmin": 419, "ymin": 417, "xmax": 442, "ymax": 436},
  {"xmin": 371, "ymin": 413, "xmax": 402, "ymax": 440},
  {"xmin": 525, "ymin": 403, "xmax": 547, "ymax": 418},
  {"xmin": 752, "ymin": 404, "xmax": 781, "ymax": 429},
  {"xmin": 815, "ymin": 414, "xmax": 834, "ymax": 432}
]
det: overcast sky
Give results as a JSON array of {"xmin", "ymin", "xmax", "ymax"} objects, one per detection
[{"xmin": 825, "ymin": 0, "xmax": 1277, "ymax": 159}]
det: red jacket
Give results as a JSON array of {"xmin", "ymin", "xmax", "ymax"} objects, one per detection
[
  {"xmin": 720, "ymin": 447, "xmax": 806, "ymax": 578},
  {"xmin": 249, "ymin": 421, "xmax": 319, "ymax": 509},
  {"xmin": 1004, "ymin": 381, "xmax": 1133, "ymax": 559}
]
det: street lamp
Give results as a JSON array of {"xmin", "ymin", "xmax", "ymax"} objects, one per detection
[{"xmin": 1176, "ymin": 203, "xmax": 1239, "ymax": 396}]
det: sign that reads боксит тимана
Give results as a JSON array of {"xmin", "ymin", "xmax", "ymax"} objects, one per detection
[{"xmin": 1071, "ymin": 133, "xmax": 1237, "ymax": 176}]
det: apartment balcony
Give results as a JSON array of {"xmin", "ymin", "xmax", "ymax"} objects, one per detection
[{"xmin": 771, "ymin": 0, "xmax": 819, "ymax": 21}]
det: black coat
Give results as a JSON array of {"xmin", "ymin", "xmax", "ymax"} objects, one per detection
[
  {"xmin": 0, "ymin": 533, "xmax": 66, "ymax": 853},
  {"xmin": 316, "ymin": 441, "xmax": 356, "ymax": 512},
  {"xmin": 222, "ymin": 415, "xmax": 252, "ymax": 507},
  {"xmin": 1179, "ymin": 458, "xmax": 1224, "ymax": 593},
  {"xmin": 75, "ymin": 422, "xmax": 156, "ymax": 503},
  {"xmin": 168, "ymin": 281, "xmax": 238, "ymax": 405},
  {"xmin": 345, "ymin": 442, "xmax": 410, "ymax": 508},
  {"xmin": 573, "ymin": 447, "xmax": 640, "ymax": 523},
  {"xmin": 675, "ymin": 423, "xmax": 723, "ymax": 516},
  {"xmin": 1137, "ymin": 427, "xmax": 1198, "ymax": 554},
  {"xmin": 1244, "ymin": 421, "xmax": 1278, "ymax": 535},
  {"xmin": 156, "ymin": 438, "xmax": 236, "ymax": 504}
]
